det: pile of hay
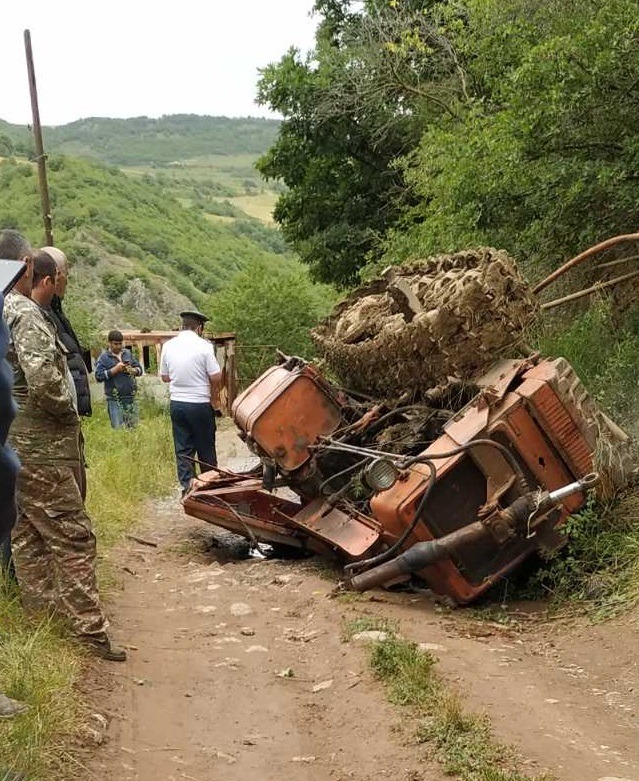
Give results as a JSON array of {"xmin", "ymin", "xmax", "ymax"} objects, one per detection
[{"xmin": 313, "ymin": 248, "xmax": 538, "ymax": 398}]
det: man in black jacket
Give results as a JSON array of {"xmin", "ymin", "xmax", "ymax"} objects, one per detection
[
  {"xmin": 40, "ymin": 246, "xmax": 93, "ymax": 500},
  {"xmin": 40, "ymin": 247, "xmax": 92, "ymax": 417}
]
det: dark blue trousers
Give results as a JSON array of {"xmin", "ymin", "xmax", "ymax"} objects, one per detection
[{"xmin": 169, "ymin": 401, "xmax": 217, "ymax": 491}]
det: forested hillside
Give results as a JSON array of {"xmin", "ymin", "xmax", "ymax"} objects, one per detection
[
  {"xmin": 0, "ymin": 131, "xmax": 334, "ymax": 362},
  {"xmin": 0, "ymin": 115, "xmax": 280, "ymax": 165}
]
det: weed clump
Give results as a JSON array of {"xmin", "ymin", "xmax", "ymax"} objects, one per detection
[{"xmin": 369, "ymin": 635, "xmax": 554, "ymax": 781}]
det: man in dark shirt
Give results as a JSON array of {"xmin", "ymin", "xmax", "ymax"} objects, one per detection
[
  {"xmin": 95, "ymin": 330, "xmax": 143, "ymax": 429},
  {"xmin": 41, "ymin": 246, "xmax": 92, "ymax": 417}
]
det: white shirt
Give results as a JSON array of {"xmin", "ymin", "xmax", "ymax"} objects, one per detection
[{"xmin": 159, "ymin": 330, "xmax": 220, "ymax": 403}]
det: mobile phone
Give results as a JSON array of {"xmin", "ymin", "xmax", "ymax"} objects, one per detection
[{"xmin": 0, "ymin": 259, "xmax": 27, "ymax": 295}]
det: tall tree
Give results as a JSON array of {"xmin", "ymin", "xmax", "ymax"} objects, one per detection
[
  {"xmin": 385, "ymin": 0, "xmax": 639, "ymax": 276},
  {"xmin": 256, "ymin": 0, "xmax": 468, "ymax": 286}
]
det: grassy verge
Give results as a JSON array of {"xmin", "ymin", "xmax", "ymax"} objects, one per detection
[
  {"xmin": 348, "ymin": 621, "xmax": 554, "ymax": 781},
  {"xmin": 0, "ymin": 400, "xmax": 175, "ymax": 779},
  {"xmin": 522, "ymin": 492, "xmax": 639, "ymax": 620}
]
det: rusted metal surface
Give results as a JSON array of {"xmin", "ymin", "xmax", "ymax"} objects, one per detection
[
  {"xmin": 183, "ymin": 355, "xmax": 627, "ymax": 604},
  {"xmin": 232, "ymin": 364, "xmax": 342, "ymax": 471}
]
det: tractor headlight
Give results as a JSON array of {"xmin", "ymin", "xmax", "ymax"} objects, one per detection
[{"xmin": 363, "ymin": 458, "xmax": 399, "ymax": 492}]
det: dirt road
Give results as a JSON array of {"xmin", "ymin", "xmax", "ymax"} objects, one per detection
[{"xmin": 87, "ymin": 429, "xmax": 639, "ymax": 781}]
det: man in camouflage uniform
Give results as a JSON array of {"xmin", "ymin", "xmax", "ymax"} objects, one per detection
[{"xmin": 3, "ymin": 239, "xmax": 126, "ymax": 661}]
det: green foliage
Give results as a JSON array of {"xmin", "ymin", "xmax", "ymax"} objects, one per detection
[
  {"xmin": 0, "ymin": 154, "xmax": 294, "ymax": 313},
  {"xmin": 102, "ymin": 270, "xmax": 133, "ymax": 301},
  {"xmin": 0, "ymin": 116, "xmax": 281, "ymax": 167},
  {"xmin": 0, "ymin": 590, "xmax": 82, "ymax": 780},
  {"xmin": 259, "ymin": 1, "xmax": 639, "ymax": 290},
  {"xmin": 209, "ymin": 257, "xmax": 337, "ymax": 382},
  {"xmin": 384, "ymin": 0, "xmax": 639, "ymax": 276},
  {"xmin": 256, "ymin": 0, "xmax": 460, "ymax": 286},
  {"xmin": 527, "ymin": 493, "xmax": 639, "ymax": 619},
  {"xmin": 202, "ymin": 199, "xmax": 245, "ymax": 218},
  {"xmin": 84, "ymin": 398, "xmax": 175, "ymax": 547},
  {"xmin": 534, "ymin": 299, "xmax": 639, "ymax": 422}
]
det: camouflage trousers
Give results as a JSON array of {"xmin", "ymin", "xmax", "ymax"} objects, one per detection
[{"xmin": 12, "ymin": 460, "xmax": 109, "ymax": 645}]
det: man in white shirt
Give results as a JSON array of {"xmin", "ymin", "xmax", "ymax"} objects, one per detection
[{"xmin": 160, "ymin": 310, "xmax": 222, "ymax": 495}]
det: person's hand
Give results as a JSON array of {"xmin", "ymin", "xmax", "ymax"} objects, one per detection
[{"xmin": 111, "ymin": 362, "xmax": 127, "ymax": 375}]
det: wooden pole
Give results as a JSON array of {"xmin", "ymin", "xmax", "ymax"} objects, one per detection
[{"xmin": 24, "ymin": 29, "xmax": 53, "ymax": 246}]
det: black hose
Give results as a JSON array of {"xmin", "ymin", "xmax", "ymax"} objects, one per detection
[
  {"xmin": 403, "ymin": 438, "xmax": 530, "ymax": 494},
  {"xmin": 344, "ymin": 437, "xmax": 529, "ymax": 577},
  {"xmin": 344, "ymin": 458, "xmax": 437, "ymax": 576}
]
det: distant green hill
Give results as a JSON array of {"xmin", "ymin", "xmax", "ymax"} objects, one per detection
[
  {"xmin": 0, "ymin": 153, "xmax": 291, "ymax": 341},
  {"xmin": 0, "ymin": 114, "xmax": 280, "ymax": 166},
  {"xmin": 0, "ymin": 116, "xmax": 337, "ymax": 365}
]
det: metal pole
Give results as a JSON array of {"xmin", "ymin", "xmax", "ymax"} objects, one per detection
[
  {"xmin": 533, "ymin": 233, "xmax": 639, "ymax": 295},
  {"xmin": 24, "ymin": 29, "xmax": 53, "ymax": 246}
]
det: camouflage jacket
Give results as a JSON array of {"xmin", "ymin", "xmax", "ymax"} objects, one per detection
[{"xmin": 3, "ymin": 291, "xmax": 80, "ymax": 463}]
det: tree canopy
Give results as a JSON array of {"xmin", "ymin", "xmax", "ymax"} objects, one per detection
[{"xmin": 257, "ymin": 0, "xmax": 639, "ymax": 286}]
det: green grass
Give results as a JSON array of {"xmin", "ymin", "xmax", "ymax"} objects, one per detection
[
  {"xmin": 522, "ymin": 492, "xmax": 639, "ymax": 620},
  {"xmin": 0, "ymin": 400, "xmax": 175, "ymax": 779},
  {"xmin": 365, "ymin": 633, "xmax": 554, "ymax": 781},
  {"xmin": 84, "ymin": 400, "xmax": 175, "ymax": 547},
  {"xmin": 0, "ymin": 580, "xmax": 83, "ymax": 780},
  {"xmin": 228, "ymin": 192, "xmax": 278, "ymax": 224},
  {"xmin": 534, "ymin": 299, "xmax": 639, "ymax": 426},
  {"xmin": 341, "ymin": 614, "xmax": 399, "ymax": 641}
]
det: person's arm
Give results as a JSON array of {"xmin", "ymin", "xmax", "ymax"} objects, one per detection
[
  {"xmin": 129, "ymin": 351, "xmax": 143, "ymax": 376},
  {"xmin": 159, "ymin": 346, "xmax": 171, "ymax": 383},
  {"xmin": 209, "ymin": 371, "xmax": 222, "ymax": 408},
  {"xmin": 96, "ymin": 353, "xmax": 125, "ymax": 383},
  {"xmin": 12, "ymin": 311, "xmax": 74, "ymax": 418},
  {"xmin": 94, "ymin": 353, "xmax": 108, "ymax": 383}
]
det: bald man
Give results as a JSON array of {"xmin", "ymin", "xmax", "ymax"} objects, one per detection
[{"xmin": 40, "ymin": 247, "xmax": 92, "ymax": 418}]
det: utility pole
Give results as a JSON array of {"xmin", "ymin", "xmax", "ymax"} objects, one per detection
[{"xmin": 24, "ymin": 29, "xmax": 53, "ymax": 246}]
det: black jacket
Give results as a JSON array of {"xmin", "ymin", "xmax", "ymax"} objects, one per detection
[{"xmin": 49, "ymin": 296, "xmax": 93, "ymax": 417}]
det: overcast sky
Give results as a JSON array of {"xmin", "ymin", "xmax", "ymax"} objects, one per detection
[{"xmin": 1, "ymin": 0, "xmax": 319, "ymax": 126}]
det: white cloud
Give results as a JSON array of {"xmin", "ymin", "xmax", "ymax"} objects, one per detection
[{"xmin": 1, "ymin": 0, "xmax": 318, "ymax": 125}]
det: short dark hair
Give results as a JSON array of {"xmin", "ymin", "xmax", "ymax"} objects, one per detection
[
  {"xmin": 108, "ymin": 329, "xmax": 123, "ymax": 342},
  {"xmin": 181, "ymin": 315, "xmax": 203, "ymax": 330},
  {"xmin": 0, "ymin": 229, "xmax": 32, "ymax": 260},
  {"xmin": 32, "ymin": 251, "xmax": 57, "ymax": 287}
]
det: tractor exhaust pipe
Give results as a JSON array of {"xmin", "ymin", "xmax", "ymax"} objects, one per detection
[
  {"xmin": 349, "ymin": 473, "xmax": 599, "ymax": 592},
  {"xmin": 349, "ymin": 522, "xmax": 485, "ymax": 592}
]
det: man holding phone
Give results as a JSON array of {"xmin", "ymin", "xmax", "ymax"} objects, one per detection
[{"xmin": 94, "ymin": 329, "xmax": 143, "ymax": 429}]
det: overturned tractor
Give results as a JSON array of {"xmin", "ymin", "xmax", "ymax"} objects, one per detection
[{"xmin": 183, "ymin": 245, "xmax": 633, "ymax": 604}]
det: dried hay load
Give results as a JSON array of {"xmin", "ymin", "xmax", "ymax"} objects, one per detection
[{"xmin": 313, "ymin": 248, "xmax": 539, "ymax": 398}]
